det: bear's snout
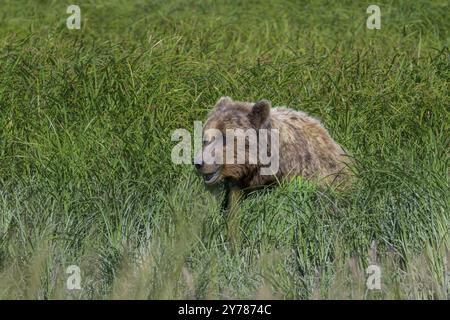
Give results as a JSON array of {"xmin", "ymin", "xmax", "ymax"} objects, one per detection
[{"xmin": 194, "ymin": 162, "xmax": 203, "ymax": 170}]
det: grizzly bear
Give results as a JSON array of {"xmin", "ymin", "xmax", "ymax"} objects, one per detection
[{"xmin": 195, "ymin": 97, "xmax": 352, "ymax": 200}]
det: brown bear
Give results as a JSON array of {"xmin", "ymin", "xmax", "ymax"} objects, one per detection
[{"xmin": 195, "ymin": 97, "xmax": 352, "ymax": 196}]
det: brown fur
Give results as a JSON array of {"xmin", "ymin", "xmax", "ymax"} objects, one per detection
[{"xmin": 196, "ymin": 97, "xmax": 352, "ymax": 191}]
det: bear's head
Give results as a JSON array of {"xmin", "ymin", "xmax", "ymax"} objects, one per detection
[{"xmin": 194, "ymin": 97, "xmax": 273, "ymax": 186}]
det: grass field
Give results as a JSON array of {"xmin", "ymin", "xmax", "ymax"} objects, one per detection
[{"xmin": 0, "ymin": 0, "xmax": 449, "ymax": 299}]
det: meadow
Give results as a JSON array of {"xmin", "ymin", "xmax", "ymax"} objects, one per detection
[{"xmin": 0, "ymin": 0, "xmax": 449, "ymax": 299}]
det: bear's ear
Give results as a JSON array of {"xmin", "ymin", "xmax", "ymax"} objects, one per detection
[
  {"xmin": 249, "ymin": 99, "xmax": 271, "ymax": 128},
  {"xmin": 215, "ymin": 96, "xmax": 233, "ymax": 109}
]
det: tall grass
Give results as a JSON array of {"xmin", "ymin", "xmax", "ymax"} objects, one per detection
[{"xmin": 0, "ymin": 0, "xmax": 449, "ymax": 299}]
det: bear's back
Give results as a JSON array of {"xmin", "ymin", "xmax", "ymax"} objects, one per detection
[{"xmin": 269, "ymin": 107, "xmax": 351, "ymax": 186}]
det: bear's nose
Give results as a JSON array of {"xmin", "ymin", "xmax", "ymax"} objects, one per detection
[{"xmin": 194, "ymin": 162, "xmax": 203, "ymax": 170}]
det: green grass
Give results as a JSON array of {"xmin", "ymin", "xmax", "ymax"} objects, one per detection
[{"xmin": 0, "ymin": 0, "xmax": 449, "ymax": 299}]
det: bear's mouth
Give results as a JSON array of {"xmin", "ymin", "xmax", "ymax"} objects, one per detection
[{"xmin": 203, "ymin": 170, "xmax": 222, "ymax": 185}]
